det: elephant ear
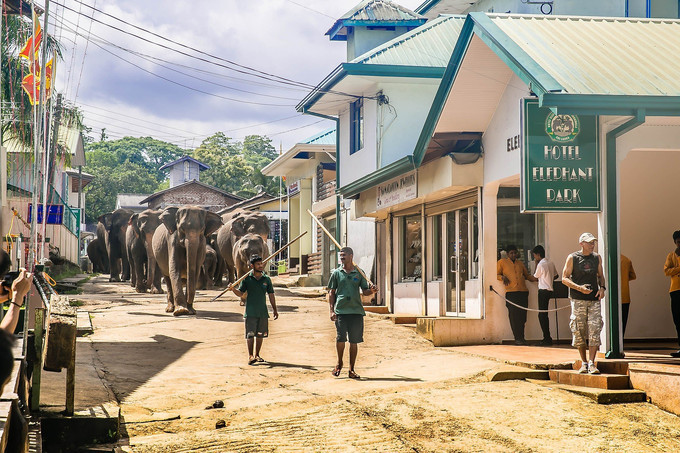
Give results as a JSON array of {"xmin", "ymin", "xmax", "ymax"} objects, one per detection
[
  {"xmin": 99, "ymin": 213, "xmax": 113, "ymax": 231},
  {"xmin": 231, "ymin": 216, "xmax": 246, "ymax": 237},
  {"xmin": 204, "ymin": 211, "xmax": 223, "ymax": 238},
  {"xmin": 160, "ymin": 207, "xmax": 179, "ymax": 234},
  {"xmin": 130, "ymin": 213, "xmax": 141, "ymax": 236}
]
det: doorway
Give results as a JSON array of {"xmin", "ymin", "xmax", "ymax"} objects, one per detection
[{"xmin": 445, "ymin": 206, "xmax": 478, "ymax": 316}]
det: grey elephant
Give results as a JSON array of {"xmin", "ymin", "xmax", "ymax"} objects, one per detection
[
  {"xmin": 233, "ymin": 233, "xmax": 269, "ymax": 280},
  {"xmin": 152, "ymin": 206, "xmax": 223, "ymax": 316},
  {"xmin": 216, "ymin": 210, "xmax": 270, "ymax": 284},
  {"xmin": 126, "ymin": 209, "xmax": 164, "ymax": 293},
  {"xmin": 99, "ymin": 209, "xmax": 134, "ymax": 282},
  {"xmin": 208, "ymin": 233, "xmax": 225, "ymax": 287},
  {"xmin": 198, "ymin": 244, "xmax": 218, "ymax": 290},
  {"xmin": 87, "ymin": 221, "xmax": 109, "ymax": 273}
]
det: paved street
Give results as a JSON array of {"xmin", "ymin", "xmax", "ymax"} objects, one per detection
[{"xmin": 53, "ymin": 276, "xmax": 680, "ymax": 452}]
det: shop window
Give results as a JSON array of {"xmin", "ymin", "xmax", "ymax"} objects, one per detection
[
  {"xmin": 349, "ymin": 99, "xmax": 364, "ymax": 155},
  {"xmin": 626, "ymin": 0, "xmax": 679, "ymax": 17},
  {"xmin": 400, "ymin": 215, "xmax": 422, "ymax": 282},
  {"xmin": 497, "ymin": 187, "xmax": 543, "ymax": 264},
  {"xmin": 432, "ymin": 215, "xmax": 442, "ymax": 280}
]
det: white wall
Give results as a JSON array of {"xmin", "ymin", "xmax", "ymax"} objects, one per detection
[
  {"xmin": 338, "ymin": 101, "xmax": 377, "ymax": 187},
  {"xmin": 482, "ymin": 74, "xmax": 530, "ymax": 184},
  {"xmin": 345, "ymin": 205, "xmax": 376, "ymax": 280}
]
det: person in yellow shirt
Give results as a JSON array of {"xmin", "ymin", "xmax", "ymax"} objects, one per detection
[
  {"xmin": 663, "ymin": 231, "xmax": 680, "ymax": 358},
  {"xmin": 620, "ymin": 254, "xmax": 636, "ymax": 337},
  {"xmin": 497, "ymin": 245, "xmax": 537, "ymax": 345}
]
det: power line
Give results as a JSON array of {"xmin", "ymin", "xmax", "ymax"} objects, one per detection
[
  {"xmin": 73, "ymin": 0, "xmax": 97, "ymax": 103},
  {"xmin": 282, "ymin": 0, "xmax": 336, "ymax": 19}
]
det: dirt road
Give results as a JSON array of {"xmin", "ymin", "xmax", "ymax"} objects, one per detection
[{"xmin": 72, "ymin": 276, "xmax": 680, "ymax": 452}]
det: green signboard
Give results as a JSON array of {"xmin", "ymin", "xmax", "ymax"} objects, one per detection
[{"xmin": 521, "ymin": 99, "xmax": 600, "ymax": 212}]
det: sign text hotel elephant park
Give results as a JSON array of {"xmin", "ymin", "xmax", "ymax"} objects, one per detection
[{"xmin": 521, "ymin": 99, "xmax": 599, "ymax": 212}]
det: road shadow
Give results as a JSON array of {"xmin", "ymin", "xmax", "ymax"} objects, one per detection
[
  {"xmin": 91, "ymin": 334, "xmax": 200, "ymax": 399},
  {"xmin": 257, "ymin": 361, "xmax": 318, "ymax": 370},
  {"xmin": 356, "ymin": 376, "xmax": 423, "ymax": 382},
  {"xmin": 275, "ymin": 304, "xmax": 299, "ymax": 313},
  {"xmin": 126, "ymin": 310, "xmax": 243, "ymax": 321}
]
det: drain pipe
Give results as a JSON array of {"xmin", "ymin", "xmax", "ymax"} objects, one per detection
[{"xmin": 604, "ymin": 109, "xmax": 645, "ymax": 359}]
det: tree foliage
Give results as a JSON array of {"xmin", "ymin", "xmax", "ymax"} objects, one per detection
[
  {"xmin": 83, "ymin": 137, "xmax": 185, "ymax": 222},
  {"xmin": 193, "ymin": 133, "xmax": 278, "ymax": 198}
]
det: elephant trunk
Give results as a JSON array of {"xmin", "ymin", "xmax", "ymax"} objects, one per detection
[
  {"xmin": 144, "ymin": 232, "xmax": 156, "ymax": 290},
  {"xmin": 185, "ymin": 231, "xmax": 202, "ymax": 308}
]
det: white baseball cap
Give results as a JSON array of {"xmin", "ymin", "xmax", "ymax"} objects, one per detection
[{"xmin": 579, "ymin": 232, "xmax": 597, "ymax": 243}]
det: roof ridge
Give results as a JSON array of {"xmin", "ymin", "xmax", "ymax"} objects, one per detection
[{"xmin": 340, "ymin": 0, "xmax": 423, "ymax": 21}]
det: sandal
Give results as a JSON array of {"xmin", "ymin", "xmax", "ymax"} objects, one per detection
[
  {"xmin": 332, "ymin": 365, "xmax": 342, "ymax": 377},
  {"xmin": 248, "ymin": 358, "xmax": 257, "ymax": 365},
  {"xmin": 348, "ymin": 370, "xmax": 360, "ymax": 380},
  {"xmin": 255, "ymin": 356, "xmax": 265, "ymax": 362}
]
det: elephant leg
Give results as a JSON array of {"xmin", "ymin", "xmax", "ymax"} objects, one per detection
[
  {"xmin": 134, "ymin": 256, "xmax": 146, "ymax": 293},
  {"xmin": 129, "ymin": 253, "xmax": 137, "ymax": 288},
  {"xmin": 169, "ymin": 263, "xmax": 189, "ymax": 317},
  {"xmin": 151, "ymin": 264, "xmax": 164, "ymax": 294},
  {"xmin": 121, "ymin": 254, "xmax": 131, "ymax": 282},
  {"xmin": 109, "ymin": 255, "xmax": 121, "ymax": 282},
  {"xmin": 164, "ymin": 276, "xmax": 175, "ymax": 313}
]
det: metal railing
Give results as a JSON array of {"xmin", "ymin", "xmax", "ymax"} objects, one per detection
[{"xmin": 47, "ymin": 184, "xmax": 80, "ymax": 237}]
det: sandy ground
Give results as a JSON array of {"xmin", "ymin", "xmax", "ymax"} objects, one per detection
[{"xmin": 67, "ymin": 275, "xmax": 680, "ymax": 452}]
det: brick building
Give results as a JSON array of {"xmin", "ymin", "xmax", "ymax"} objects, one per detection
[{"xmin": 139, "ymin": 180, "xmax": 243, "ymax": 212}]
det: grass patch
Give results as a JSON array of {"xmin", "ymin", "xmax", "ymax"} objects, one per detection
[{"xmin": 69, "ymin": 299, "xmax": 84, "ymax": 307}]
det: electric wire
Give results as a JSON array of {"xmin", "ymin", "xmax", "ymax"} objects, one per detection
[{"xmin": 72, "ymin": 0, "xmax": 98, "ymax": 103}]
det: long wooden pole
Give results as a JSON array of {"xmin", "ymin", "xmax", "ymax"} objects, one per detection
[
  {"xmin": 306, "ymin": 209, "xmax": 373, "ymax": 286},
  {"xmin": 210, "ymin": 231, "xmax": 307, "ymax": 302}
]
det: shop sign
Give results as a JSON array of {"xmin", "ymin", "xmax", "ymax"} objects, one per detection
[
  {"xmin": 376, "ymin": 170, "xmax": 417, "ymax": 209},
  {"xmin": 521, "ymin": 99, "xmax": 600, "ymax": 212},
  {"xmin": 287, "ymin": 180, "xmax": 300, "ymax": 196}
]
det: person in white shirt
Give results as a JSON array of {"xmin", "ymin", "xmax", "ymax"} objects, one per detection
[{"xmin": 533, "ymin": 245, "xmax": 558, "ymax": 346}]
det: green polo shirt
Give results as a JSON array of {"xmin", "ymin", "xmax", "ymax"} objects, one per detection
[
  {"xmin": 238, "ymin": 271, "xmax": 274, "ymax": 318},
  {"xmin": 328, "ymin": 266, "xmax": 369, "ymax": 316}
]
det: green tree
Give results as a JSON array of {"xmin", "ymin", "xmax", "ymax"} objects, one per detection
[{"xmin": 83, "ymin": 137, "xmax": 186, "ymax": 222}]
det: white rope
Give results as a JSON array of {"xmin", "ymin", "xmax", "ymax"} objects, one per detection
[{"xmin": 492, "ymin": 287, "xmax": 572, "ymax": 312}]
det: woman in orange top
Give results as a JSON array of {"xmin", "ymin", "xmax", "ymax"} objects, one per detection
[{"xmin": 663, "ymin": 230, "xmax": 680, "ymax": 358}]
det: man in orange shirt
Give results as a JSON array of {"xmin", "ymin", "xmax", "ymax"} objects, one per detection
[
  {"xmin": 497, "ymin": 245, "xmax": 537, "ymax": 345},
  {"xmin": 620, "ymin": 254, "xmax": 636, "ymax": 337},
  {"xmin": 663, "ymin": 230, "xmax": 680, "ymax": 358}
]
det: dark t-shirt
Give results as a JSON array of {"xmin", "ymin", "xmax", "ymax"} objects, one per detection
[
  {"xmin": 569, "ymin": 251, "xmax": 599, "ymax": 301},
  {"xmin": 238, "ymin": 272, "xmax": 274, "ymax": 318}
]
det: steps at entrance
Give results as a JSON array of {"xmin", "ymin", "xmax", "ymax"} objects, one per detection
[
  {"xmin": 549, "ymin": 369, "xmax": 631, "ymax": 390},
  {"xmin": 363, "ymin": 306, "xmax": 390, "ymax": 314}
]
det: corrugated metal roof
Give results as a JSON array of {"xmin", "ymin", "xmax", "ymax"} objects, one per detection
[
  {"xmin": 302, "ymin": 128, "xmax": 336, "ymax": 145},
  {"xmin": 489, "ymin": 14, "xmax": 680, "ymax": 96},
  {"xmin": 340, "ymin": 0, "xmax": 424, "ymax": 22},
  {"xmin": 352, "ymin": 15, "xmax": 465, "ymax": 67}
]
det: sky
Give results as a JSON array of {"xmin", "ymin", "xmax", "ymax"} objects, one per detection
[{"xmin": 41, "ymin": 0, "xmax": 425, "ymax": 152}]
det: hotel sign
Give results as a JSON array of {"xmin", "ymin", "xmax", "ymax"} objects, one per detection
[
  {"xmin": 521, "ymin": 99, "xmax": 600, "ymax": 212},
  {"xmin": 376, "ymin": 170, "xmax": 417, "ymax": 210}
]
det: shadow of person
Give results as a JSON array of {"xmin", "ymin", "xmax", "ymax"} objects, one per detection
[
  {"xmin": 355, "ymin": 376, "xmax": 423, "ymax": 382},
  {"xmin": 260, "ymin": 361, "xmax": 318, "ymax": 370}
]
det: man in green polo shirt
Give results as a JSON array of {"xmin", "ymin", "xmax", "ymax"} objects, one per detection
[
  {"xmin": 231, "ymin": 255, "xmax": 278, "ymax": 365},
  {"xmin": 328, "ymin": 247, "xmax": 377, "ymax": 379}
]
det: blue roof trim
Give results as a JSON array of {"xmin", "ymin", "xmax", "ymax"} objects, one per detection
[
  {"xmin": 302, "ymin": 127, "xmax": 337, "ymax": 145},
  {"xmin": 159, "ymin": 155, "xmax": 210, "ymax": 171},
  {"xmin": 320, "ymin": 162, "xmax": 336, "ymax": 171},
  {"xmin": 415, "ymin": 0, "xmax": 439, "ymax": 14},
  {"xmin": 293, "ymin": 152, "xmax": 312, "ymax": 159},
  {"xmin": 541, "ymin": 93, "xmax": 680, "ymax": 116}
]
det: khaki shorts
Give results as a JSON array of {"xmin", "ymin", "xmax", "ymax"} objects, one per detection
[{"xmin": 569, "ymin": 299, "xmax": 603, "ymax": 348}]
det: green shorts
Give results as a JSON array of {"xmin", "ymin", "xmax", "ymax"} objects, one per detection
[
  {"xmin": 245, "ymin": 317, "xmax": 268, "ymax": 339},
  {"xmin": 335, "ymin": 314, "xmax": 364, "ymax": 344}
]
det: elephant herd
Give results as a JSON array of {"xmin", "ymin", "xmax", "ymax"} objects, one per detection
[{"xmin": 87, "ymin": 206, "xmax": 270, "ymax": 316}]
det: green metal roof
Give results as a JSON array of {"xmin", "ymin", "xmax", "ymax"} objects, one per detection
[
  {"xmin": 352, "ymin": 15, "xmax": 465, "ymax": 67},
  {"xmin": 490, "ymin": 14, "xmax": 680, "ymax": 96},
  {"xmin": 327, "ymin": 0, "xmax": 426, "ymax": 40},
  {"xmin": 302, "ymin": 128, "xmax": 337, "ymax": 146}
]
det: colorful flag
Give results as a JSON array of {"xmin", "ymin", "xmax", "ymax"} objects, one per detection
[
  {"xmin": 19, "ymin": 12, "xmax": 42, "ymax": 62},
  {"xmin": 22, "ymin": 58, "xmax": 53, "ymax": 105}
]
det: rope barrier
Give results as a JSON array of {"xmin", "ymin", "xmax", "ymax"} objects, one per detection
[{"xmin": 491, "ymin": 287, "xmax": 572, "ymax": 312}]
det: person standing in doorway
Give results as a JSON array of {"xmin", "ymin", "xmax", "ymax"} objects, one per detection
[
  {"xmin": 328, "ymin": 247, "xmax": 377, "ymax": 379},
  {"xmin": 562, "ymin": 233, "xmax": 606, "ymax": 374},
  {"xmin": 497, "ymin": 245, "xmax": 537, "ymax": 345},
  {"xmin": 620, "ymin": 254, "xmax": 636, "ymax": 337},
  {"xmin": 663, "ymin": 231, "xmax": 680, "ymax": 358},
  {"xmin": 533, "ymin": 245, "xmax": 558, "ymax": 346}
]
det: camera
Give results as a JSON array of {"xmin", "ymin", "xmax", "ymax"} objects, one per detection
[{"xmin": 1, "ymin": 271, "xmax": 20, "ymax": 290}]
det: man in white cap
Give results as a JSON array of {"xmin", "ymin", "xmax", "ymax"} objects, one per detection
[{"xmin": 561, "ymin": 233, "xmax": 606, "ymax": 374}]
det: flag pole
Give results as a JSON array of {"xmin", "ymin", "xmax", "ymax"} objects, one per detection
[{"xmin": 210, "ymin": 231, "xmax": 307, "ymax": 302}]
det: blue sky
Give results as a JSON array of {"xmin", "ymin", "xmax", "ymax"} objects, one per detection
[{"xmin": 47, "ymin": 0, "xmax": 424, "ymax": 151}]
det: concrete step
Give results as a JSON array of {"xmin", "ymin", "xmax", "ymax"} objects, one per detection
[
  {"xmin": 530, "ymin": 379, "xmax": 647, "ymax": 404},
  {"xmin": 628, "ymin": 361, "xmax": 680, "ymax": 416},
  {"xmin": 392, "ymin": 315, "xmax": 417, "ymax": 324},
  {"xmin": 77, "ymin": 310, "xmax": 94, "ymax": 337},
  {"xmin": 573, "ymin": 359, "xmax": 629, "ymax": 375},
  {"xmin": 487, "ymin": 366, "xmax": 550, "ymax": 381},
  {"xmin": 549, "ymin": 369, "xmax": 631, "ymax": 390},
  {"xmin": 364, "ymin": 306, "xmax": 390, "ymax": 314}
]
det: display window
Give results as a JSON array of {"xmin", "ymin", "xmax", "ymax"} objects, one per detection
[
  {"xmin": 400, "ymin": 215, "xmax": 422, "ymax": 282},
  {"xmin": 497, "ymin": 187, "xmax": 544, "ymax": 263}
]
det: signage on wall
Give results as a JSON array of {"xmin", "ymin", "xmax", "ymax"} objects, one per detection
[
  {"xmin": 28, "ymin": 204, "xmax": 64, "ymax": 225},
  {"xmin": 520, "ymin": 99, "xmax": 600, "ymax": 212},
  {"xmin": 287, "ymin": 180, "xmax": 300, "ymax": 196},
  {"xmin": 376, "ymin": 170, "xmax": 417, "ymax": 210}
]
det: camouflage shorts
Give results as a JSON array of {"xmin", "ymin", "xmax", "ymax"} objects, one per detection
[{"xmin": 569, "ymin": 299, "xmax": 603, "ymax": 348}]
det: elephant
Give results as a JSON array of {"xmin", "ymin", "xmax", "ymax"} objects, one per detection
[
  {"xmin": 233, "ymin": 233, "xmax": 269, "ymax": 280},
  {"xmin": 198, "ymin": 244, "xmax": 217, "ymax": 290},
  {"xmin": 126, "ymin": 209, "xmax": 164, "ymax": 293},
  {"xmin": 208, "ymin": 233, "xmax": 225, "ymax": 287},
  {"xmin": 152, "ymin": 206, "xmax": 223, "ymax": 316},
  {"xmin": 216, "ymin": 210, "xmax": 270, "ymax": 284},
  {"xmin": 87, "ymin": 239, "xmax": 108, "ymax": 273},
  {"xmin": 99, "ymin": 209, "xmax": 134, "ymax": 282}
]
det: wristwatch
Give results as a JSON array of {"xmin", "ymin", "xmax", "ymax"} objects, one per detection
[{"xmin": 600, "ymin": 286, "xmax": 606, "ymax": 290}]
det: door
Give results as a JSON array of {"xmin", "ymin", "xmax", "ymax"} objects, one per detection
[{"xmin": 445, "ymin": 208, "xmax": 472, "ymax": 316}]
